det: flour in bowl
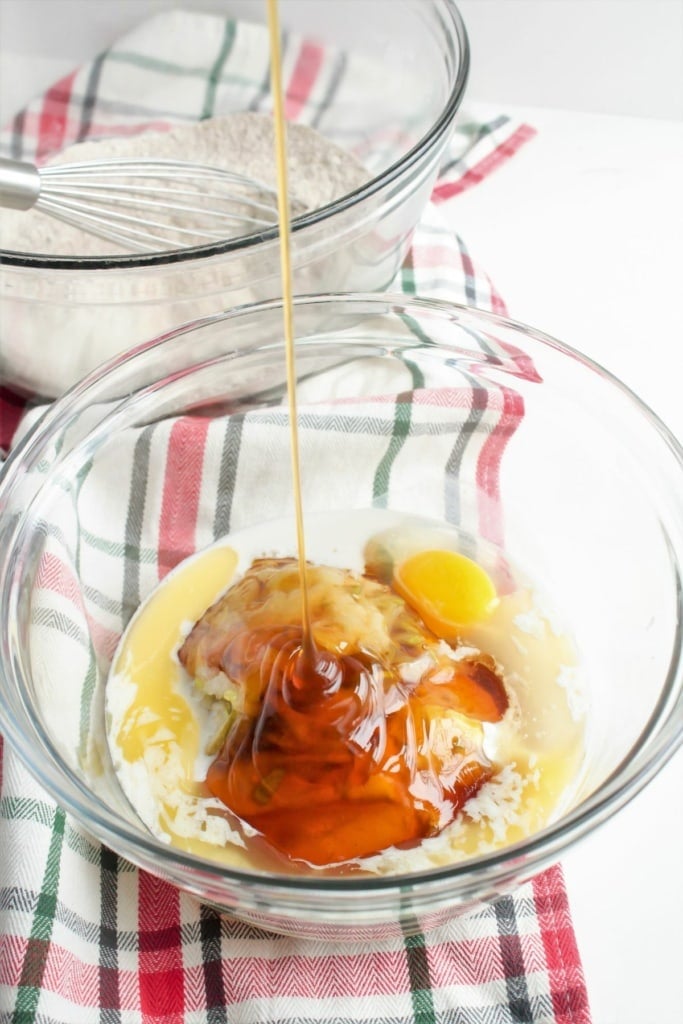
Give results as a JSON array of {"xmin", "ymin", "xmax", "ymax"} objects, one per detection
[
  {"xmin": 0, "ymin": 113, "xmax": 369, "ymax": 257},
  {"xmin": 0, "ymin": 113, "xmax": 369, "ymax": 396}
]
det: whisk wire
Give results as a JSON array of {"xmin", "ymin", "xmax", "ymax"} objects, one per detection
[
  {"xmin": 35, "ymin": 197, "xmax": 191, "ymax": 251},
  {"xmin": 1, "ymin": 156, "xmax": 302, "ymax": 253},
  {"xmin": 40, "ymin": 184, "xmax": 281, "ymax": 222},
  {"xmin": 36, "ymin": 194, "xmax": 267, "ymax": 249}
]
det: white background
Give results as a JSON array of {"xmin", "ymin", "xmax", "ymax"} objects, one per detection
[
  {"xmin": 1, "ymin": 0, "xmax": 683, "ymax": 122},
  {"xmin": 1, "ymin": 3, "xmax": 683, "ymax": 1023}
]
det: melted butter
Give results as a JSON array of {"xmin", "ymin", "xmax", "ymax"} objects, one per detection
[
  {"xmin": 462, "ymin": 589, "xmax": 586, "ymax": 839},
  {"xmin": 115, "ymin": 545, "xmax": 238, "ymax": 760},
  {"xmin": 110, "ymin": 545, "xmax": 239, "ymax": 853}
]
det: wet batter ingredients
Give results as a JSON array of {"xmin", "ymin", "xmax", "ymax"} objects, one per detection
[{"xmin": 106, "ymin": 510, "xmax": 586, "ymax": 875}]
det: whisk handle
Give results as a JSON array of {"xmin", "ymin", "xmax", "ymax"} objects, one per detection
[{"xmin": 0, "ymin": 157, "xmax": 41, "ymax": 211}]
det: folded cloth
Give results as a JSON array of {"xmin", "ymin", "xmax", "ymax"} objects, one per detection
[{"xmin": 0, "ymin": 10, "xmax": 591, "ymax": 1024}]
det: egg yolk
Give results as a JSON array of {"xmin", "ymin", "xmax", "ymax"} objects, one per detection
[{"xmin": 394, "ymin": 549, "xmax": 498, "ymax": 635}]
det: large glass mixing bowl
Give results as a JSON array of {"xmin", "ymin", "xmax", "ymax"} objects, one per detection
[
  {"xmin": 0, "ymin": 0, "xmax": 469, "ymax": 395},
  {"xmin": 0, "ymin": 294, "xmax": 681, "ymax": 939}
]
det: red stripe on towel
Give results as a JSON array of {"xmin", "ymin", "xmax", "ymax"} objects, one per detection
[
  {"xmin": 476, "ymin": 385, "xmax": 525, "ymax": 546},
  {"xmin": 433, "ymin": 124, "xmax": 537, "ymax": 203},
  {"xmin": 35, "ymin": 70, "xmax": 78, "ymax": 161},
  {"xmin": 532, "ymin": 866, "xmax": 593, "ymax": 1024},
  {"xmin": 285, "ymin": 41, "xmax": 324, "ymax": 120},
  {"xmin": 138, "ymin": 873, "xmax": 185, "ymax": 1022},
  {"xmin": 157, "ymin": 417, "xmax": 210, "ymax": 579}
]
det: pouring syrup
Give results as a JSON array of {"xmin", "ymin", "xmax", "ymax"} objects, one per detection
[{"xmin": 191, "ymin": 0, "xmax": 513, "ymax": 867}]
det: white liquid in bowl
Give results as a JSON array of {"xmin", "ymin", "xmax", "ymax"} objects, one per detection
[{"xmin": 105, "ymin": 508, "xmax": 587, "ymax": 876}]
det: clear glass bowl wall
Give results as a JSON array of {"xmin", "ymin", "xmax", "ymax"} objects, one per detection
[
  {"xmin": 0, "ymin": 295, "xmax": 681, "ymax": 939},
  {"xmin": 0, "ymin": 0, "xmax": 469, "ymax": 396}
]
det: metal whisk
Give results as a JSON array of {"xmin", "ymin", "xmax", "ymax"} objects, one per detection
[{"xmin": 0, "ymin": 156, "xmax": 301, "ymax": 253}]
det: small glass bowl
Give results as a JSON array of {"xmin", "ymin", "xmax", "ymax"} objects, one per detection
[
  {"xmin": 0, "ymin": 0, "xmax": 469, "ymax": 396},
  {"xmin": 0, "ymin": 293, "xmax": 681, "ymax": 939}
]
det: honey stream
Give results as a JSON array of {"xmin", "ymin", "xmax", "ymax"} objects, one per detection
[{"xmin": 266, "ymin": 0, "xmax": 313, "ymax": 652}]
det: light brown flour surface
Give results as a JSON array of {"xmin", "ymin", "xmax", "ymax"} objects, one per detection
[{"xmin": 0, "ymin": 113, "xmax": 368, "ymax": 257}]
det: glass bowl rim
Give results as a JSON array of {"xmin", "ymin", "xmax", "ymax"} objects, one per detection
[{"xmin": 0, "ymin": 291, "xmax": 682, "ymax": 896}]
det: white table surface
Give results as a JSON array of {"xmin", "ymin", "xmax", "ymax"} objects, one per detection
[
  {"xmin": 442, "ymin": 102, "xmax": 683, "ymax": 1024},
  {"xmin": 1, "ymin": 37, "xmax": 683, "ymax": 1024}
]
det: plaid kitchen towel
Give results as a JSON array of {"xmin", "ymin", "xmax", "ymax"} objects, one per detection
[{"xmin": 0, "ymin": 8, "xmax": 590, "ymax": 1024}]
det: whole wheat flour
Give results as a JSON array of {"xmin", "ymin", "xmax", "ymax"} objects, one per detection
[
  {"xmin": 0, "ymin": 113, "xmax": 368, "ymax": 257},
  {"xmin": 0, "ymin": 114, "xmax": 368, "ymax": 395}
]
